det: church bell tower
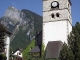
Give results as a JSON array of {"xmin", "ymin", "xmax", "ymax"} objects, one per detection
[{"xmin": 43, "ymin": 0, "xmax": 72, "ymax": 48}]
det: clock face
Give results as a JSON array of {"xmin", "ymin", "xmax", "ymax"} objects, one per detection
[{"xmin": 52, "ymin": 1, "xmax": 58, "ymax": 7}]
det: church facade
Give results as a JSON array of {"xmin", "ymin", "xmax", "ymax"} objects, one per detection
[{"xmin": 43, "ymin": 0, "xmax": 72, "ymax": 48}]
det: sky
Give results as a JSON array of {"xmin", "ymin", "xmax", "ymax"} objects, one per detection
[{"xmin": 0, "ymin": 0, "xmax": 80, "ymax": 25}]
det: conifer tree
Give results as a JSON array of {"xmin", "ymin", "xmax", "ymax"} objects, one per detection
[
  {"xmin": 0, "ymin": 32, "xmax": 5, "ymax": 53},
  {"xmin": 0, "ymin": 22, "xmax": 6, "ymax": 53},
  {"xmin": 68, "ymin": 22, "xmax": 80, "ymax": 60},
  {"xmin": 59, "ymin": 22, "xmax": 80, "ymax": 60},
  {"xmin": 59, "ymin": 43, "xmax": 74, "ymax": 60}
]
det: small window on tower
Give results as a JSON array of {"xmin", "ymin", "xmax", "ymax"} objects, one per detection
[
  {"xmin": 56, "ymin": 13, "xmax": 59, "ymax": 17},
  {"xmin": 51, "ymin": 13, "xmax": 54, "ymax": 18}
]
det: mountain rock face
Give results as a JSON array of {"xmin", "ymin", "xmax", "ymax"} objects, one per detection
[
  {"xmin": 0, "ymin": 7, "xmax": 42, "ymax": 51},
  {"xmin": 4, "ymin": 7, "xmax": 22, "ymax": 24}
]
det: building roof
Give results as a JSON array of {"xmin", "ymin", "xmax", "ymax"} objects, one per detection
[
  {"xmin": 29, "ymin": 46, "xmax": 40, "ymax": 53},
  {"xmin": 46, "ymin": 41, "xmax": 63, "ymax": 58},
  {"xmin": 13, "ymin": 48, "xmax": 23, "ymax": 53},
  {"xmin": 0, "ymin": 22, "xmax": 12, "ymax": 35},
  {"xmin": 4, "ymin": 29, "xmax": 12, "ymax": 35}
]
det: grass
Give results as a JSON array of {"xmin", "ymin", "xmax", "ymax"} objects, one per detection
[{"xmin": 22, "ymin": 40, "xmax": 35, "ymax": 60}]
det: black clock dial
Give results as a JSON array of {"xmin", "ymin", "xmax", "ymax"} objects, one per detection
[{"xmin": 51, "ymin": 1, "xmax": 59, "ymax": 8}]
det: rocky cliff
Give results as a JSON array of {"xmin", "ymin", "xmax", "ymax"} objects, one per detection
[{"xmin": 0, "ymin": 7, "xmax": 42, "ymax": 51}]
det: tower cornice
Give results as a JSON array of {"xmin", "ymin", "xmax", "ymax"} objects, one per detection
[
  {"xmin": 42, "ymin": 0, "xmax": 72, "ymax": 5},
  {"xmin": 68, "ymin": 0, "xmax": 72, "ymax": 5}
]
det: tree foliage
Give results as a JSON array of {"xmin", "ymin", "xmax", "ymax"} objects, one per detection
[
  {"xmin": 0, "ymin": 32, "xmax": 5, "ymax": 53},
  {"xmin": 0, "ymin": 23, "xmax": 6, "ymax": 53},
  {"xmin": 68, "ymin": 22, "xmax": 80, "ymax": 60},
  {"xmin": 59, "ymin": 43, "xmax": 74, "ymax": 60},
  {"xmin": 60, "ymin": 22, "xmax": 80, "ymax": 60},
  {"xmin": 0, "ymin": 54, "xmax": 6, "ymax": 60},
  {"xmin": 0, "ymin": 23, "xmax": 6, "ymax": 60}
]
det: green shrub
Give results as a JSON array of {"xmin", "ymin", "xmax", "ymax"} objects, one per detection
[{"xmin": 0, "ymin": 54, "xmax": 6, "ymax": 60}]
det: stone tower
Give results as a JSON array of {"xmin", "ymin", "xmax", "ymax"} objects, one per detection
[{"xmin": 43, "ymin": 0, "xmax": 72, "ymax": 48}]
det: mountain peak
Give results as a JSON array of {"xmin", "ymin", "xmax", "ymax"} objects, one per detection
[
  {"xmin": 0, "ymin": 7, "xmax": 42, "ymax": 51},
  {"xmin": 4, "ymin": 7, "xmax": 22, "ymax": 24},
  {"xmin": 8, "ymin": 6, "xmax": 18, "ymax": 11}
]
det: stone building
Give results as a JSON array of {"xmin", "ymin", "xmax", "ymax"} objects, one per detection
[
  {"xmin": 43, "ymin": 0, "xmax": 72, "ymax": 49},
  {"xmin": 12, "ymin": 48, "xmax": 23, "ymax": 60}
]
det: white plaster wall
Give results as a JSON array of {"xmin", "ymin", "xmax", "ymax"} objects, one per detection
[
  {"xmin": 5, "ymin": 36, "xmax": 10, "ymax": 60},
  {"xmin": 13, "ymin": 50, "xmax": 22, "ymax": 57},
  {"xmin": 43, "ymin": 21, "xmax": 71, "ymax": 47},
  {"xmin": 68, "ymin": 21, "xmax": 72, "ymax": 34}
]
